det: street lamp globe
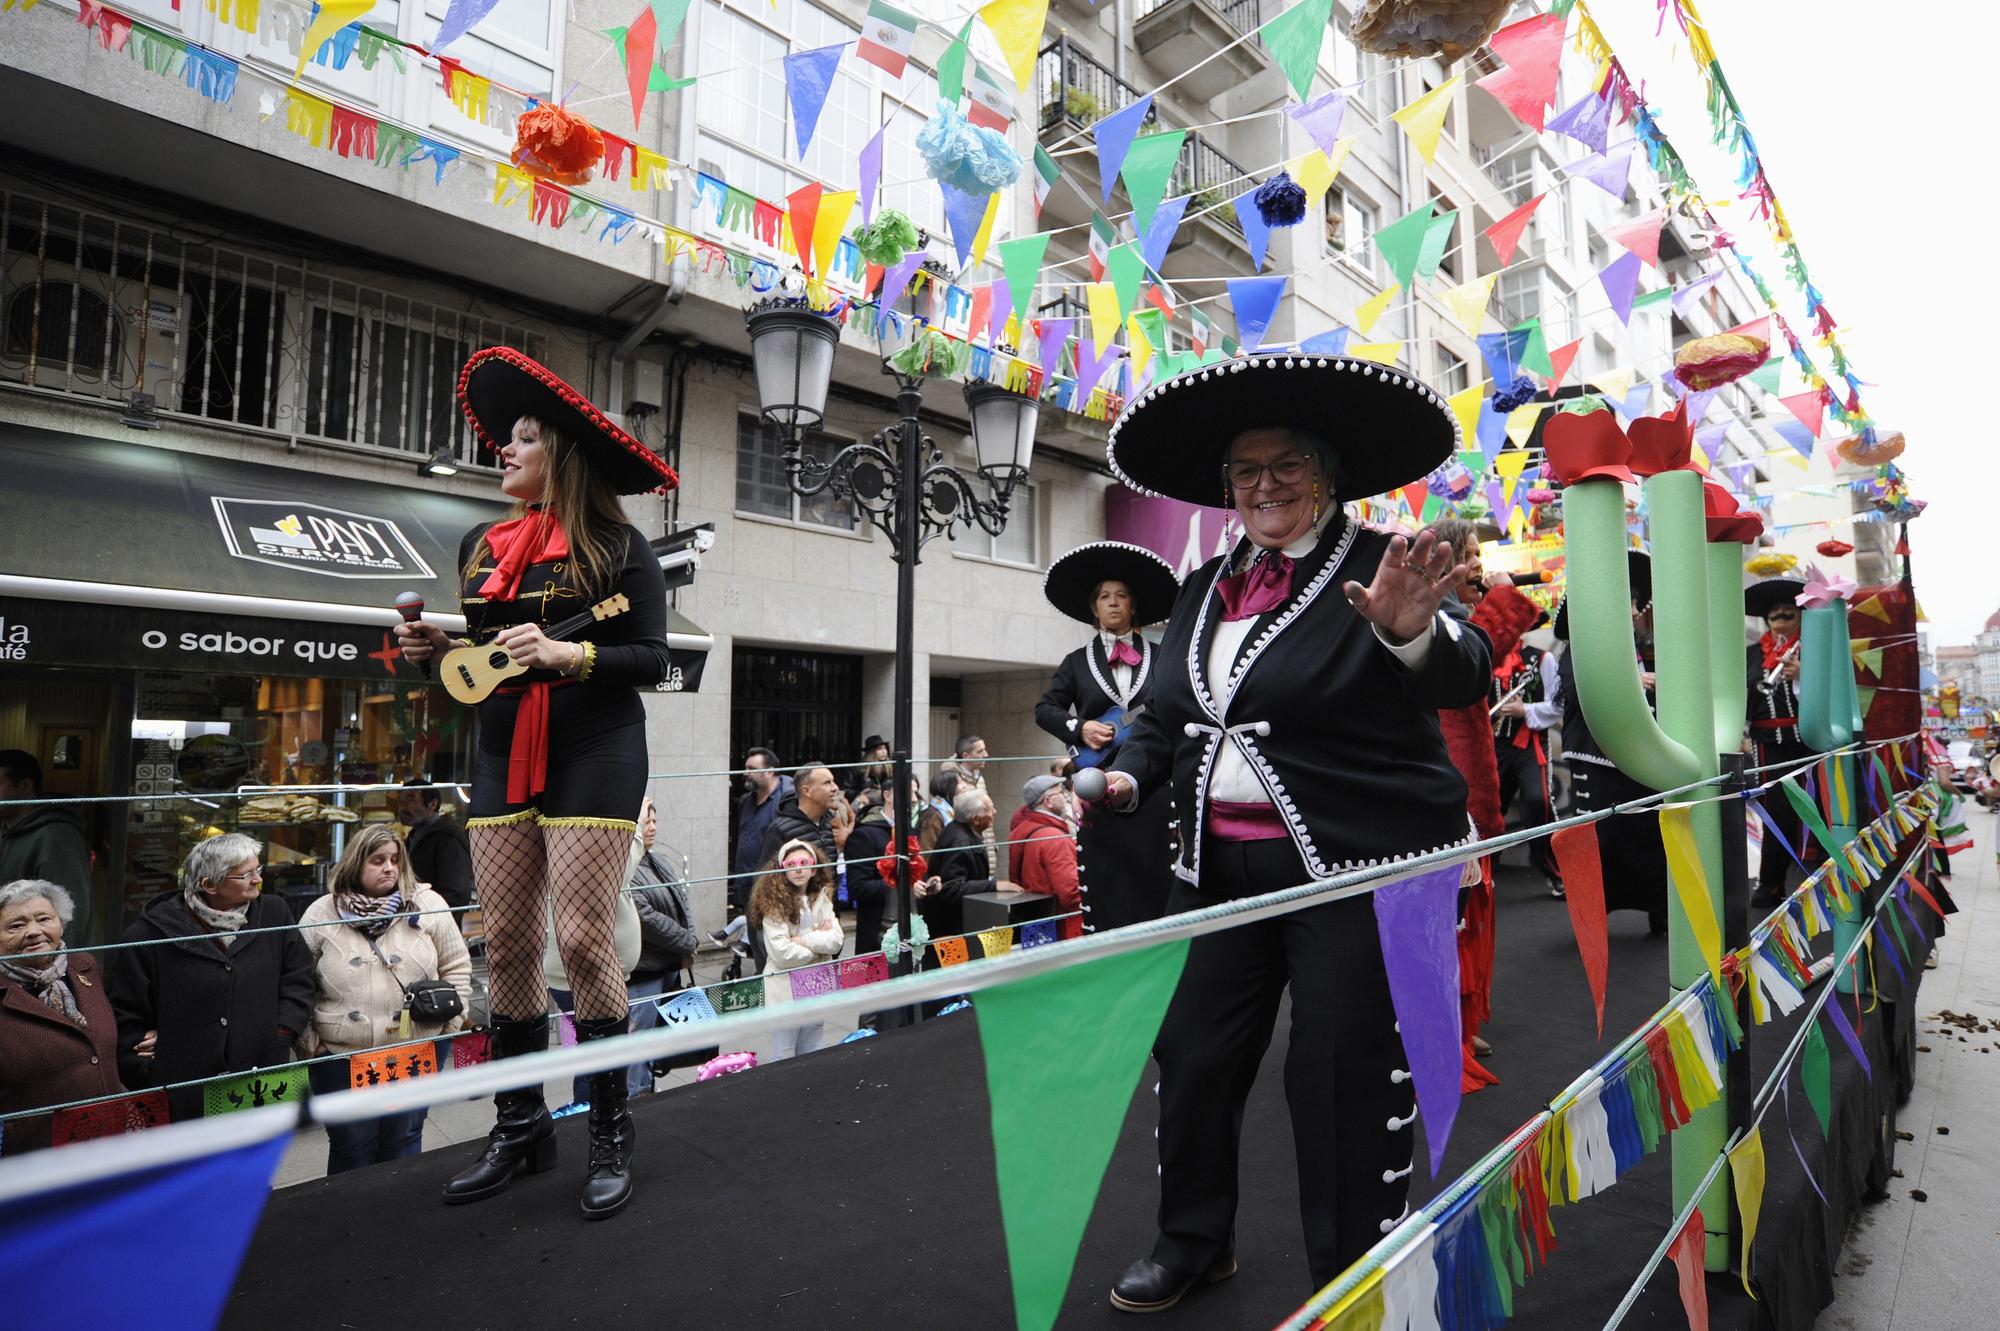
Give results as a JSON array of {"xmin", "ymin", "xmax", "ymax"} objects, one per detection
[
  {"xmin": 745, "ymin": 300, "xmax": 839, "ymax": 435},
  {"xmin": 963, "ymin": 380, "xmax": 1040, "ymax": 501}
]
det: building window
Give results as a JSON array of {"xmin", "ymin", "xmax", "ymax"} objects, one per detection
[
  {"xmin": 1496, "ymin": 267, "xmax": 1540, "ymax": 327},
  {"xmin": 1326, "ymin": 188, "xmax": 1378, "ymax": 269},
  {"xmin": 959, "ymin": 483, "xmax": 1037, "ymax": 565},
  {"xmin": 735, "ymin": 413, "xmax": 859, "ymax": 531},
  {"xmin": 1490, "ymin": 149, "xmax": 1535, "ymax": 208},
  {"xmin": 1432, "ymin": 200, "xmax": 1459, "ymax": 283},
  {"xmin": 303, "ymin": 308, "xmax": 474, "ymax": 454},
  {"xmin": 1435, "ymin": 350, "xmax": 1469, "ymax": 396},
  {"xmin": 4, "ymin": 285, "xmax": 119, "ymax": 378}
]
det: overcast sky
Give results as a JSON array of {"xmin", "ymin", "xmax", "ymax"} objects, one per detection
[{"xmin": 1589, "ymin": 0, "xmax": 1990, "ymax": 646}]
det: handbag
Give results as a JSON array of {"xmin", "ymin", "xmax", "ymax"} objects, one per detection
[{"xmin": 365, "ymin": 932, "xmax": 465, "ymax": 1025}]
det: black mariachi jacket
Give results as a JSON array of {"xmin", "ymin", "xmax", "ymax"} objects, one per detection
[
  {"xmin": 1492, "ymin": 644, "xmax": 1546, "ymax": 747},
  {"xmin": 1745, "ymin": 641, "xmax": 1804, "ymax": 748},
  {"xmin": 1035, "ymin": 635, "xmax": 1158, "ymax": 763},
  {"xmin": 457, "ymin": 523, "xmax": 671, "ymax": 691},
  {"xmin": 1110, "ymin": 517, "xmax": 1490, "ymax": 885}
]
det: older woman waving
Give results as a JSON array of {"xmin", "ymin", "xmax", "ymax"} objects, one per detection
[{"xmin": 0, "ymin": 879, "xmax": 124, "ymax": 1153}]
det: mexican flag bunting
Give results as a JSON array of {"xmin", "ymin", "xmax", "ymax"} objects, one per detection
[
  {"xmin": 1088, "ymin": 210, "xmax": 1115, "ymax": 282},
  {"xmin": 967, "ymin": 60, "xmax": 1015, "ymax": 131},
  {"xmin": 1190, "ymin": 307, "xmax": 1211, "ymax": 357},
  {"xmin": 1031, "ymin": 144, "xmax": 1060, "ymax": 219},
  {"xmin": 855, "ymin": 0, "xmax": 919, "ymax": 78}
]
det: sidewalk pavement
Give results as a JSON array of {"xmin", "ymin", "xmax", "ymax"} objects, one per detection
[{"xmin": 1815, "ymin": 803, "xmax": 2000, "ymax": 1330}]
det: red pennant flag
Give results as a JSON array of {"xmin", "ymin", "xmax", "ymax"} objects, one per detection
[
  {"xmin": 1546, "ymin": 337, "xmax": 1582, "ymax": 391},
  {"xmin": 1669, "ymin": 1207, "xmax": 1711, "ymax": 1331},
  {"xmin": 786, "ymin": 182, "xmax": 823, "ymax": 277},
  {"xmin": 1778, "ymin": 391, "xmax": 1825, "ymax": 437},
  {"xmin": 1485, "ymin": 194, "xmax": 1545, "ymax": 266},
  {"xmin": 968, "ymin": 283, "xmax": 994, "ymax": 342},
  {"xmin": 1398, "ymin": 481, "xmax": 1427, "ymax": 517},
  {"xmin": 1474, "ymin": 63, "xmax": 1554, "ymax": 130},
  {"xmin": 623, "ymin": 6, "xmax": 657, "ymax": 131},
  {"xmin": 1725, "ymin": 316, "xmax": 1771, "ymax": 345},
  {"xmin": 1488, "ymin": 12, "xmax": 1567, "ymax": 79},
  {"xmin": 1604, "ymin": 207, "xmax": 1668, "ymax": 268},
  {"xmin": 1551, "ymin": 824, "xmax": 1609, "ymax": 1036},
  {"xmin": 863, "ymin": 262, "xmax": 886, "ymax": 297}
]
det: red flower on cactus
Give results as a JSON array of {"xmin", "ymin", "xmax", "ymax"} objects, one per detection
[
  {"xmin": 1542, "ymin": 403, "xmax": 1634, "ymax": 485},
  {"xmin": 875, "ymin": 837, "xmax": 927, "ymax": 886},
  {"xmin": 1702, "ymin": 483, "xmax": 1763, "ymax": 545},
  {"xmin": 1626, "ymin": 399, "xmax": 1694, "ymax": 478}
]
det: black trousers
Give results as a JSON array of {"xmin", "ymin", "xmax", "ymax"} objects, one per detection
[
  {"xmin": 1151, "ymin": 837, "xmax": 1414, "ymax": 1290},
  {"xmin": 1567, "ymin": 759, "xmax": 1668, "ymax": 924},
  {"xmin": 1494, "ymin": 736, "xmax": 1560, "ymax": 883},
  {"xmin": 1753, "ymin": 739, "xmax": 1818, "ymax": 900}
]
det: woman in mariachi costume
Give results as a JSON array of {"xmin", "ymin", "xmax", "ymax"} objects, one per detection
[
  {"xmin": 1034, "ymin": 542, "xmax": 1181, "ymax": 932},
  {"xmin": 396, "ymin": 347, "xmax": 675, "ymax": 1221},
  {"xmin": 1550, "ymin": 549, "xmax": 1669, "ymax": 932},
  {"xmin": 1744, "ymin": 576, "xmax": 1813, "ymax": 906},
  {"xmin": 1091, "ymin": 354, "xmax": 1491, "ymax": 1309}
]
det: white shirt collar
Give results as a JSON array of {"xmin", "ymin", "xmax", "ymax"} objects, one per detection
[{"xmin": 1098, "ymin": 629, "xmax": 1139, "ymax": 652}]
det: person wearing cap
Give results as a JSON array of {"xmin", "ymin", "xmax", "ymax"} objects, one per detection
[
  {"xmin": 1091, "ymin": 354, "xmax": 1491, "ymax": 1308},
  {"xmin": 1550, "ymin": 549, "xmax": 1670, "ymax": 933},
  {"xmin": 396, "ymin": 347, "xmax": 675, "ymax": 1222},
  {"xmin": 1034, "ymin": 542, "xmax": 1182, "ymax": 932},
  {"xmin": 1010, "ymin": 774, "xmax": 1083, "ymax": 940},
  {"xmin": 1745, "ymin": 576, "xmax": 1812, "ymax": 907}
]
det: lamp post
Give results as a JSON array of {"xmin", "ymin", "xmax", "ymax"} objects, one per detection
[{"xmin": 744, "ymin": 297, "xmax": 1041, "ymax": 984}]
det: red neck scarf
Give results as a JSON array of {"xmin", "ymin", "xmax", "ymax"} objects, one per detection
[
  {"xmin": 1758, "ymin": 631, "xmax": 1794, "ymax": 672},
  {"xmin": 478, "ymin": 510, "xmax": 569, "ymax": 602},
  {"xmin": 1217, "ymin": 553, "xmax": 1294, "ymax": 622}
]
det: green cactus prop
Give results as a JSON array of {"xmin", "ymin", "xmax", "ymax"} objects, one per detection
[
  {"xmin": 1547, "ymin": 399, "xmax": 1750, "ymax": 1270},
  {"xmin": 1797, "ymin": 584, "xmax": 1866, "ymax": 993}
]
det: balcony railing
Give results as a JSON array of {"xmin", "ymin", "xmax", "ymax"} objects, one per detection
[
  {"xmin": 1037, "ymin": 36, "xmax": 1156, "ymax": 136},
  {"xmin": 1134, "ymin": 0, "xmax": 1267, "ymax": 35},
  {"xmin": 1170, "ymin": 132, "xmax": 1250, "ymax": 237},
  {"xmin": 0, "ymin": 188, "xmax": 535, "ymax": 464}
]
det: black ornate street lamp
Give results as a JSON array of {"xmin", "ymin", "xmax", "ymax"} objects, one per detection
[{"xmin": 744, "ymin": 296, "xmax": 1041, "ymax": 984}]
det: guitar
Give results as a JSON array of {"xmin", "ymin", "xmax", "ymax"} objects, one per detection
[
  {"xmin": 439, "ymin": 594, "xmax": 630, "ymax": 704},
  {"xmin": 1070, "ymin": 704, "xmax": 1144, "ymax": 770}
]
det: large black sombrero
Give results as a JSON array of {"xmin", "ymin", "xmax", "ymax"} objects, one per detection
[
  {"xmin": 1043, "ymin": 542, "xmax": 1181, "ymax": 628},
  {"xmin": 1105, "ymin": 353, "xmax": 1459, "ymax": 508},
  {"xmin": 1744, "ymin": 578, "xmax": 1807, "ymax": 620},
  {"xmin": 458, "ymin": 347, "xmax": 679, "ymax": 495},
  {"xmin": 1553, "ymin": 548, "xmax": 1652, "ymax": 641}
]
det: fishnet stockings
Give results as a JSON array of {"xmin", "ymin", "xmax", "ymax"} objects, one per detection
[
  {"xmin": 543, "ymin": 824, "xmax": 633, "ymax": 1022},
  {"xmin": 469, "ymin": 821, "xmax": 551, "ymax": 1021}
]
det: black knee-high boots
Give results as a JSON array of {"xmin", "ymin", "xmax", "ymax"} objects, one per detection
[
  {"xmin": 441, "ymin": 1015, "xmax": 558, "ymax": 1204},
  {"xmin": 572, "ymin": 1015, "xmax": 636, "ymax": 1220}
]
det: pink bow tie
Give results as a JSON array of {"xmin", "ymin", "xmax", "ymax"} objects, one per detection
[
  {"xmin": 1217, "ymin": 553, "xmax": 1294, "ymax": 622},
  {"xmin": 1107, "ymin": 641, "xmax": 1142, "ymax": 668}
]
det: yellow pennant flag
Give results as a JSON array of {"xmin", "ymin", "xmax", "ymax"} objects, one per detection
[
  {"xmin": 282, "ymin": 88, "xmax": 333, "ymax": 149},
  {"xmin": 1660, "ymin": 807, "xmax": 1722, "ymax": 989},
  {"xmin": 1354, "ymin": 283, "xmax": 1399, "ymax": 334},
  {"xmin": 1690, "ymin": 436, "xmax": 1713, "ymax": 473},
  {"xmin": 1505, "ymin": 404, "xmax": 1540, "ymax": 448},
  {"xmin": 979, "ymin": 0, "xmax": 1051, "ymax": 90},
  {"xmin": 1493, "ymin": 446, "xmax": 1532, "ymax": 509},
  {"xmin": 1508, "ymin": 506, "xmax": 1528, "ymax": 542},
  {"xmin": 1440, "ymin": 273, "xmax": 1496, "ymax": 332},
  {"xmin": 1289, "ymin": 150, "xmax": 1339, "ymax": 209},
  {"xmin": 1348, "ymin": 340, "xmax": 1400, "ymax": 365},
  {"xmin": 1729, "ymin": 1127, "xmax": 1767, "ymax": 1297},
  {"xmin": 492, "ymin": 163, "xmax": 534, "ymax": 210},
  {"xmin": 1852, "ymin": 594, "xmax": 1893, "ymax": 623},
  {"xmin": 970, "ymin": 190, "xmax": 1004, "ymax": 268},
  {"xmin": 1389, "ymin": 75, "xmax": 1461, "ymax": 165},
  {"xmin": 1126, "ymin": 312, "xmax": 1156, "ymax": 379},
  {"xmin": 1086, "ymin": 282, "xmax": 1121, "ymax": 353},
  {"xmin": 1592, "ymin": 366, "xmax": 1634, "ymax": 401},
  {"xmin": 296, "ymin": 0, "xmax": 373, "ymax": 78},
  {"xmin": 1446, "ymin": 382, "xmax": 1487, "ymax": 444},
  {"xmin": 977, "ymin": 926, "xmax": 1014, "ymax": 958},
  {"xmin": 812, "ymin": 190, "xmax": 857, "ymax": 286}
]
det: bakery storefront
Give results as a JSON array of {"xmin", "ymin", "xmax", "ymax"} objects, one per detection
[{"xmin": 0, "ymin": 427, "xmax": 514, "ymax": 941}]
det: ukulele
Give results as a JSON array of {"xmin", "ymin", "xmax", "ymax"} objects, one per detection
[
  {"xmin": 1069, "ymin": 704, "xmax": 1144, "ymax": 770},
  {"xmin": 440, "ymin": 594, "xmax": 630, "ymax": 704}
]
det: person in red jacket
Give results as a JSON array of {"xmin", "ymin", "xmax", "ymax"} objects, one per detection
[
  {"xmin": 1011, "ymin": 775, "xmax": 1083, "ymax": 940},
  {"xmin": 1421, "ymin": 520, "xmax": 1542, "ymax": 1092}
]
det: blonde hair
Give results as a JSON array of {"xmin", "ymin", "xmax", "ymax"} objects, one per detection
[
  {"xmin": 328, "ymin": 824, "xmax": 417, "ymax": 899},
  {"xmin": 461, "ymin": 415, "xmax": 631, "ymax": 596}
]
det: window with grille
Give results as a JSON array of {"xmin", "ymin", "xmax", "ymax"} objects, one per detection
[
  {"xmin": 1496, "ymin": 268, "xmax": 1541, "ymax": 327},
  {"xmin": 735, "ymin": 412, "xmax": 859, "ymax": 531},
  {"xmin": 304, "ymin": 308, "xmax": 474, "ymax": 454}
]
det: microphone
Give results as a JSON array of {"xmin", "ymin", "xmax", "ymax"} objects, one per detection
[
  {"xmin": 394, "ymin": 591, "xmax": 432, "ymax": 678},
  {"xmin": 1507, "ymin": 571, "xmax": 1552, "ymax": 586},
  {"xmin": 1071, "ymin": 768, "xmax": 1108, "ymax": 804}
]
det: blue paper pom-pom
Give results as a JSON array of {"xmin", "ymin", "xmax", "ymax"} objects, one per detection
[
  {"xmin": 916, "ymin": 100, "xmax": 1022, "ymax": 196},
  {"xmin": 1253, "ymin": 170, "xmax": 1308, "ymax": 227},
  {"xmin": 1492, "ymin": 375, "xmax": 1537, "ymax": 412}
]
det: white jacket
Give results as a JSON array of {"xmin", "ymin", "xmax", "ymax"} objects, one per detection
[
  {"xmin": 296, "ymin": 887, "xmax": 473, "ymax": 1057},
  {"xmin": 761, "ymin": 892, "xmax": 843, "ymax": 976}
]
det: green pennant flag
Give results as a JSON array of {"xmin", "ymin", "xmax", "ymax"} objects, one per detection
[
  {"xmin": 1514, "ymin": 317, "xmax": 1552, "ymax": 377},
  {"xmin": 1416, "ymin": 207, "xmax": 1458, "ymax": 285},
  {"xmin": 1256, "ymin": 0, "xmax": 1333, "ymax": 101},
  {"xmin": 997, "ymin": 232, "xmax": 1052, "ymax": 321},
  {"xmin": 651, "ymin": 0, "xmax": 695, "ymax": 47},
  {"xmin": 1131, "ymin": 306, "xmax": 1167, "ymax": 354},
  {"xmin": 604, "ymin": 26, "xmax": 694, "ymax": 90},
  {"xmin": 1374, "ymin": 202, "xmax": 1436, "ymax": 292},
  {"xmin": 1802, "ymin": 1021, "xmax": 1831, "ymax": 1137},
  {"xmin": 1106, "ymin": 242, "xmax": 1146, "ymax": 316},
  {"xmin": 977, "ymin": 940, "xmax": 1189, "ymax": 1331},
  {"xmin": 1631, "ymin": 287, "xmax": 1673, "ymax": 310},
  {"xmin": 1747, "ymin": 357, "xmax": 1783, "ymax": 395},
  {"xmin": 1871, "ymin": 753, "xmax": 1894, "ymax": 805},
  {"xmin": 204, "ymin": 1064, "xmax": 310, "ymax": 1117},
  {"xmin": 937, "ymin": 17, "xmax": 974, "ymax": 104},
  {"xmin": 1119, "ymin": 130, "xmax": 1186, "ymax": 235},
  {"xmin": 1781, "ymin": 780, "xmax": 1841, "ymax": 859}
]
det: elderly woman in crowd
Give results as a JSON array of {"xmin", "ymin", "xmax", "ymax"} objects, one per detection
[
  {"xmin": 298, "ymin": 824, "xmax": 473, "ymax": 1174},
  {"xmin": 0, "ymin": 879, "xmax": 124, "ymax": 1153},
  {"xmin": 107, "ymin": 832, "xmax": 313, "ymax": 1121}
]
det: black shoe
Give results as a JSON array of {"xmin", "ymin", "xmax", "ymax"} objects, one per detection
[
  {"xmin": 1109, "ymin": 1253, "xmax": 1238, "ymax": 1313},
  {"xmin": 707, "ymin": 929, "xmax": 733, "ymax": 947},
  {"xmin": 442, "ymin": 1016, "xmax": 558, "ymax": 1205},
  {"xmin": 1547, "ymin": 882, "xmax": 1566, "ymax": 900},
  {"xmin": 574, "ymin": 1015, "xmax": 636, "ymax": 1221}
]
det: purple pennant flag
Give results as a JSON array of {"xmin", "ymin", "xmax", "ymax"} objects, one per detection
[
  {"xmin": 1287, "ymin": 89, "xmax": 1349, "ymax": 158},
  {"xmin": 1684, "ymin": 387, "xmax": 1718, "ymax": 422},
  {"xmin": 1075, "ymin": 338, "xmax": 1125, "ymax": 394},
  {"xmin": 1773, "ymin": 419, "xmax": 1815, "ymax": 460},
  {"xmin": 1822, "ymin": 993, "xmax": 1872, "ymax": 1080},
  {"xmin": 1037, "ymin": 317, "xmax": 1076, "ymax": 382},
  {"xmin": 1485, "ymin": 477, "xmax": 1507, "ymax": 528},
  {"xmin": 1612, "ymin": 381, "xmax": 1652, "ymax": 421},
  {"xmin": 858, "ymin": 124, "xmax": 886, "ymax": 224},
  {"xmin": 1597, "ymin": 249, "xmax": 1643, "ymax": 324},
  {"xmin": 432, "ymin": 0, "xmax": 502, "ymax": 51},
  {"xmin": 1671, "ymin": 270, "xmax": 1723, "ymax": 316},
  {"xmin": 1545, "ymin": 90, "xmax": 1612, "ymax": 153},
  {"xmin": 988, "ymin": 276, "xmax": 1013, "ymax": 342},
  {"xmin": 1094, "ymin": 95, "xmax": 1154, "ymax": 204},
  {"xmin": 1233, "ymin": 192, "xmax": 1272, "ymax": 271},
  {"xmin": 1226, "ymin": 273, "xmax": 1288, "ymax": 350},
  {"xmin": 783, "ymin": 43, "xmax": 848, "ymax": 158},
  {"xmin": 1142, "ymin": 194, "xmax": 1191, "ymax": 276},
  {"xmin": 787, "ymin": 960, "xmax": 841, "ymax": 999},
  {"xmin": 874, "ymin": 248, "xmax": 927, "ymax": 331},
  {"xmin": 1724, "ymin": 459, "xmax": 1753, "ymax": 493},
  {"xmin": 1568, "ymin": 140, "xmax": 1639, "ymax": 199},
  {"xmin": 1877, "ymin": 924, "xmax": 1907, "ymax": 985},
  {"xmin": 1373, "ymin": 863, "xmax": 1464, "ymax": 1174},
  {"xmin": 939, "ymin": 182, "xmax": 990, "ymax": 269},
  {"xmin": 1783, "ymin": 1084, "xmax": 1830, "ymax": 1206}
]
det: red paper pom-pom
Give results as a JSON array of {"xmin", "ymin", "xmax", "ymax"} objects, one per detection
[
  {"xmin": 513, "ymin": 103, "xmax": 604, "ymax": 186},
  {"xmin": 1816, "ymin": 539, "xmax": 1853, "ymax": 558},
  {"xmin": 875, "ymin": 836, "xmax": 927, "ymax": 886}
]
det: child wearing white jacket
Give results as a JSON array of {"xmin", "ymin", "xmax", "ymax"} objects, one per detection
[{"xmin": 750, "ymin": 838, "xmax": 844, "ymax": 1060}]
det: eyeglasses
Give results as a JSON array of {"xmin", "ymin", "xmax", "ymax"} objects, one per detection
[
  {"xmin": 219, "ymin": 869, "xmax": 263, "ymax": 883},
  {"xmin": 1223, "ymin": 454, "xmax": 1314, "ymax": 491},
  {"xmin": 781, "ymin": 859, "xmax": 817, "ymax": 871}
]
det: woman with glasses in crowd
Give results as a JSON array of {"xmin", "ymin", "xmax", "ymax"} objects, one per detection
[
  {"xmin": 107, "ymin": 832, "xmax": 313, "ymax": 1122},
  {"xmin": 0, "ymin": 879, "xmax": 125, "ymax": 1153}
]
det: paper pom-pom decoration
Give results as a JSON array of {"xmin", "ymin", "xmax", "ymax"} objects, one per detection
[
  {"xmin": 1352, "ymin": 0, "xmax": 1514, "ymax": 59},
  {"xmin": 1745, "ymin": 550, "xmax": 1799, "ymax": 576},
  {"xmin": 851, "ymin": 210, "xmax": 921, "ymax": 268},
  {"xmin": 1426, "ymin": 456, "xmax": 1474, "ymax": 499},
  {"xmin": 1816, "ymin": 539, "xmax": 1854, "ymax": 558},
  {"xmin": 512, "ymin": 102, "xmax": 604, "ymax": 186},
  {"xmin": 917, "ymin": 101, "xmax": 1022, "ymax": 195},
  {"xmin": 873, "ymin": 837, "xmax": 928, "ymax": 888},
  {"xmin": 1493, "ymin": 375, "xmax": 1537, "ymax": 412},
  {"xmin": 1835, "ymin": 429, "xmax": 1906, "ymax": 467},
  {"xmin": 1672, "ymin": 332, "xmax": 1769, "ymax": 391},
  {"xmin": 1524, "ymin": 487, "xmax": 1556, "ymax": 505},
  {"xmin": 1254, "ymin": 171, "xmax": 1308, "ymax": 227},
  {"xmin": 887, "ymin": 329, "xmax": 970, "ymax": 379}
]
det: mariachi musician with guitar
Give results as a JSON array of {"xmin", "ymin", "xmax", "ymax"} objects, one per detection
[
  {"xmin": 1034, "ymin": 542, "xmax": 1181, "ymax": 932},
  {"xmin": 394, "ymin": 347, "xmax": 675, "ymax": 1223}
]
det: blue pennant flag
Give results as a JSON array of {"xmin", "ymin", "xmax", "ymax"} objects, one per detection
[
  {"xmin": 939, "ymin": 183, "xmax": 991, "ymax": 270},
  {"xmin": 1772, "ymin": 419, "xmax": 1816, "ymax": 460},
  {"xmin": 1300, "ymin": 327, "xmax": 1350, "ymax": 356},
  {"xmin": 1233, "ymin": 192, "xmax": 1272, "ymax": 272},
  {"xmin": 1226, "ymin": 274, "xmax": 1289, "ymax": 351},
  {"xmin": 784, "ymin": 43, "xmax": 848, "ymax": 158},
  {"xmin": 1093, "ymin": 95, "xmax": 1154, "ymax": 204},
  {"xmin": 1141, "ymin": 194, "xmax": 1190, "ymax": 277},
  {"xmin": 432, "ymin": 0, "xmax": 503, "ymax": 51},
  {"xmin": 1476, "ymin": 329, "xmax": 1531, "ymax": 384}
]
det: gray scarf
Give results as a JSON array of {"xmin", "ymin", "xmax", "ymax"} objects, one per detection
[
  {"xmin": 184, "ymin": 886, "xmax": 250, "ymax": 949},
  {"xmin": 0, "ymin": 951, "xmax": 86, "ymax": 1027}
]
